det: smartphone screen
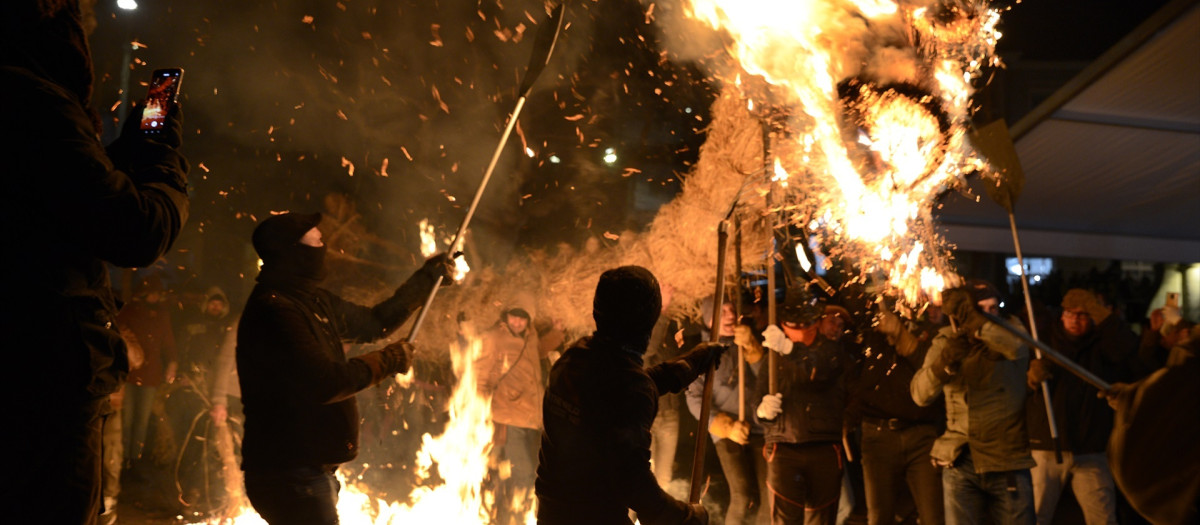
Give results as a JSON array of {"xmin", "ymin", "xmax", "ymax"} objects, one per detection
[{"xmin": 140, "ymin": 68, "xmax": 184, "ymax": 134}]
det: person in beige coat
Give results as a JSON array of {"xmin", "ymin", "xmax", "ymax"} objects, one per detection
[{"xmin": 477, "ymin": 297, "xmax": 554, "ymax": 523}]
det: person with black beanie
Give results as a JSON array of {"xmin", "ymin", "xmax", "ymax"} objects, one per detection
[
  {"xmin": 235, "ymin": 212, "xmax": 454, "ymax": 524},
  {"xmin": 536, "ymin": 265, "xmax": 729, "ymax": 524}
]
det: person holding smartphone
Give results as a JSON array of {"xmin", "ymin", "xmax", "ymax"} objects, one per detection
[{"xmin": 1, "ymin": 2, "xmax": 189, "ymax": 524}]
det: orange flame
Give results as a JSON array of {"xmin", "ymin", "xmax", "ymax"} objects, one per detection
[{"xmin": 685, "ymin": 0, "xmax": 1001, "ymax": 306}]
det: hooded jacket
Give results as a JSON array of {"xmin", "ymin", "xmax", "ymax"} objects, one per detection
[
  {"xmin": 476, "ymin": 296, "xmax": 548, "ymax": 430},
  {"xmin": 2, "ymin": 2, "xmax": 189, "ymax": 400},
  {"xmin": 536, "ymin": 266, "xmax": 705, "ymax": 524}
]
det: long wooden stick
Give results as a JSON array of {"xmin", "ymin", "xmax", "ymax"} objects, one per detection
[
  {"xmin": 689, "ymin": 220, "xmax": 730, "ymax": 504},
  {"xmin": 406, "ymin": 4, "xmax": 565, "ymax": 342},
  {"xmin": 735, "ymin": 220, "xmax": 745, "ymax": 422},
  {"xmin": 1009, "ymin": 212, "xmax": 1064, "ymax": 463},
  {"xmin": 981, "ymin": 311, "xmax": 1112, "ymax": 391}
]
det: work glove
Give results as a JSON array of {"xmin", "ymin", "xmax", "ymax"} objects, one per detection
[
  {"xmin": 762, "ymin": 325, "xmax": 794, "ymax": 356},
  {"xmin": 931, "ymin": 336, "xmax": 971, "ymax": 382},
  {"xmin": 358, "ymin": 340, "xmax": 413, "ymax": 382},
  {"xmin": 733, "ymin": 325, "xmax": 764, "ymax": 364},
  {"xmin": 943, "ymin": 288, "xmax": 988, "ymax": 336},
  {"xmin": 420, "ymin": 252, "xmax": 458, "ymax": 285},
  {"xmin": 681, "ymin": 341, "xmax": 729, "ymax": 373},
  {"xmin": 710, "ymin": 412, "xmax": 750, "ymax": 445},
  {"xmin": 756, "ymin": 393, "xmax": 783, "ymax": 421},
  {"xmin": 1026, "ymin": 357, "xmax": 1053, "ymax": 390}
]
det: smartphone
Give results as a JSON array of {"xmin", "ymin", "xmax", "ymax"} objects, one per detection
[
  {"xmin": 139, "ymin": 68, "xmax": 184, "ymax": 134},
  {"xmin": 1166, "ymin": 292, "xmax": 1180, "ymax": 308}
]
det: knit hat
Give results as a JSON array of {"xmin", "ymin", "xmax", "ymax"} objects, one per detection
[
  {"xmin": 252, "ymin": 212, "xmax": 322, "ymax": 263},
  {"xmin": 779, "ymin": 286, "xmax": 824, "ymax": 326},
  {"xmin": 964, "ymin": 279, "xmax": 1001, "ymax": 304},
  {"xmin": 593, "ymin": 266, "xmax": 661, "ymax": 344}
]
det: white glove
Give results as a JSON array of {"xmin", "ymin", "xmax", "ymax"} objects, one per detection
[
  {"xmin": 762, "ymin": 325, "xmax": 794, "ymax": 356},
  {"xmin": 756, "ymin": 393, "xmax": 783, "ymax": 420}
]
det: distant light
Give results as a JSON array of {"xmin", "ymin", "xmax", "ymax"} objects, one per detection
[
  {"xmin": 548, "ymin": 155, "xmax": 561, "ymax": 164},
  {"xmin": 117, "ymin": 0, "xmax": 138, "ymax": 10},
  {"xmin": 999, "ymin": 301, "xmax": 1006, "ymax": 309},
  {"xmin": 603, "ymin": 147, "xmax": 617, "ymax": 165},
  {"xmin": 684, "ymin": 107, "xmax": 693, "ymax": 114}
]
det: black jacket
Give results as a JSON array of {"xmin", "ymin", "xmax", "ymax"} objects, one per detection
[
  {"xmin": 754, "ymin": 336, "xmax": 850, "ymax": 445},
  {"xmin": 1027, "ymin": 316, "xmax": 1139, "ymax": 454},
  {"xmin": 847, "ymin": 332, "xmax": 944, "ymax": 426},
  {"xmin": 236, "ymin": 269, "xmax": 434, "ymax": 470},
  {"xmin": 1, "ymin": 64, "xmax": 189, "ymax": 401},
  {"xmin": 535, "ymin": 335, "xmax": 700, "ymax": 524}
]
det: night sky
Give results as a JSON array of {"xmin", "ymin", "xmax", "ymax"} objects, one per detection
[{"xmin": 84, "ymin": 0, "xmax": 1168, "ymax": 301}]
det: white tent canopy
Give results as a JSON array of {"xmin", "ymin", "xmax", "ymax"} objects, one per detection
[{"xmin": 936, "ymin": 0, "xmax": 1200, "ymax": 263}]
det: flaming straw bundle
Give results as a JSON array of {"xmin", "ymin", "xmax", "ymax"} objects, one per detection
[{"xmin": 681, "ymin": 0, "xmax": 1002, "ymax": 306}]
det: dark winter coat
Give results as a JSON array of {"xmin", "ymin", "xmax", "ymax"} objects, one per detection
[
  {"xmin": 753, "ymin": 336, "xmax": 850, "ymax": 446},
  {"xmin": 2, "ymin": 62, "xmax": 189, "ymax": 401},
  {"xmin": 535, "ymin": 335, "xmax": 702, "ymax": 524},
  {"xmin": 236, "ymin": 270, "xmax": 435, "ymax": 470},
  {"xmin": 847, "ymin": 331, "xmax": 943, "ymax": 426},
  {"xmin": 1027, "ymin": 315, "xmax": 1140, "ymax": 454}
]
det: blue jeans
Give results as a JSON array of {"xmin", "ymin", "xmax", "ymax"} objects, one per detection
[
  {"xmin": 943, "ymin": 450, "xmax": 1034, "ymax": 525},
  {"xmin": 121, "ymin": 383, "xmax": 157, "ymax": 461},
  {"xmin": 1030, "ymin": 450, "xmax": 1117, "ymax": 525},
  {"xmin": 245, "ymin": 466, "xmax": 341, "ymax": 525},
  {"xmin": 716, "ymin": 434, "xmax": 770, "ymax": 525}
]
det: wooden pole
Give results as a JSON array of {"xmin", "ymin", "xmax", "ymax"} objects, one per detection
[
  {"xmin": 1009, "ymin": 212, "xmax": 1065, "ymax": 463},
  {"xmin": 689, "ymin": 220, "xmax": 730, "ymax": 504}
]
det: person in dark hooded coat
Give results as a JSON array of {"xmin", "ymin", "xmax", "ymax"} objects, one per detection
[
  {"xmin": 235, "ymin": 212, "xmax": 453, "ymax": 524},
  {"xmin": 1, "ymin": 2, "xmax": 190, "ymax": 522},
  {"xmin": 535, "ymin": 265, "xmax": 728, "ymax": 525}
]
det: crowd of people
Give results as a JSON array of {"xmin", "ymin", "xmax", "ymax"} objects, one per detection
[{"xmin": 5, "ymin": 2, "xmax": 1197, "ymax": 525}]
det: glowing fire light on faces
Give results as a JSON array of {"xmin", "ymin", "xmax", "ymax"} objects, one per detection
[{"xmin": 685, "ymin": 0, "xmax": 1001, "ymax": 306}]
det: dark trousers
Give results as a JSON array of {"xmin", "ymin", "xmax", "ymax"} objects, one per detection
[
  {"xmin": 765, "ymin": 441, "xmax": 843, "ymax": 525},
  {"xmin": 245, "ymin": 466, "xmax": 341, "ymax": 525},
  {"xmin": 10, "ymin": 397, "xmax": 107, "ymax": 525},
  {"xmin": 860, "ymin": 421, "xmax": 944, "ymax": 525},
  {"xmin": 715, "ymin": 434, "xmax": 770, "ymax": 524}
]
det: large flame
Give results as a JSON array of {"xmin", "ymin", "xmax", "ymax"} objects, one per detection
[
  {"xmin": 189, "ymin": 336, "xmax": 520, "ymax": 524},
  {"xmin": 685, "ymin": 0, "xmax": 1000, "ymax": 306}
]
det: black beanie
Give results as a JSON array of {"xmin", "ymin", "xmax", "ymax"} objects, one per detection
[
  {"xmin": 593, "ymin": 266, "xmax": 662, "ymax": 344},
  {"xmin": 252, "ymin": 212, "xmax": 322, "ymax": 264},
  {"xmin": 965, "ymin": 279, "xmax": 1001, "ymax": 304}
]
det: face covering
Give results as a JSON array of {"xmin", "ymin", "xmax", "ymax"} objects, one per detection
[{"xmin": 260, "ymin": 243, "xmax": 327, "ymax": 290}]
